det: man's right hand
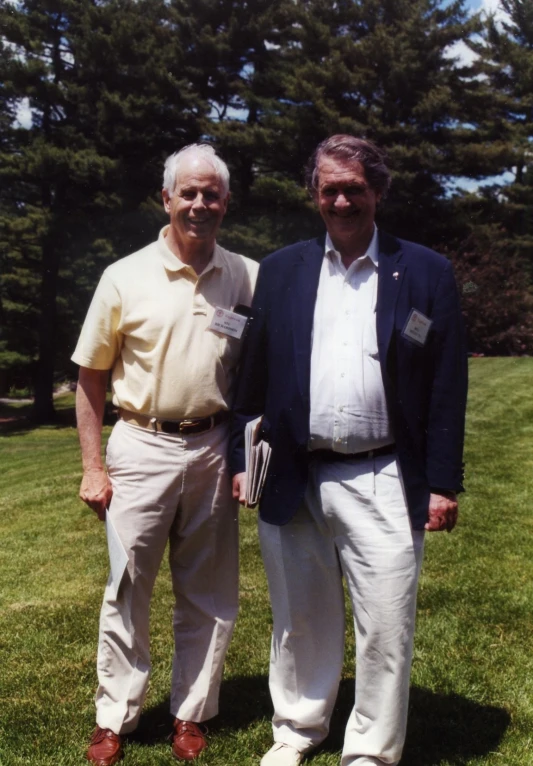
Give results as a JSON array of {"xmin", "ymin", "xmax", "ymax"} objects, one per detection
[
  {"xmin": 232, "ymin": 472, "xmax": 257, "ymax": 508},
  {"xmin": 79, "ymin": 468, "xmax": 113, "ymax": 521}
]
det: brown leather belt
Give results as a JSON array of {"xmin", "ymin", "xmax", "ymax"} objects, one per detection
[
  {"xmin": 119, "ymin": 408, "xmax": 229, "ymax": 435},
  {"xmin": 310, "ymin": 444, "xmax": 396, "ymax": 462}
]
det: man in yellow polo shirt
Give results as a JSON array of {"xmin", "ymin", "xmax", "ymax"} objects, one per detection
[{"xmin": 72, "ymin": 144, "xmax": 258, "ymax": 765}]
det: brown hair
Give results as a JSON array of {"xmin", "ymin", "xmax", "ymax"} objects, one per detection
[{"xmin": 305, "ymin": 135, "xmax": 391, "ymax": 198}]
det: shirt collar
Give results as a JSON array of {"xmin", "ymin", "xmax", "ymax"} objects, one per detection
[
  {"xmin": 157, "ymin": 226, "xmax": 223, "ymax": 274},
  {"xmin": 325, "ymin": 226, "xmax": 379, "ymax": 268}
]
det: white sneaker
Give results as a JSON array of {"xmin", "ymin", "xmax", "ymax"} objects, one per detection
[{"xmin": 260, "ymin": 742, "xmax": 306, "ymax": 766}]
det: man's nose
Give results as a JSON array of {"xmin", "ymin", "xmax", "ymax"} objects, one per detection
[
  {"xmin": 191, "ymin": 193, "xmax": 206, "ymax": 208},
  {"xmin": 334, "ymin": 193, "xmax": 350, "ymax": 208}
]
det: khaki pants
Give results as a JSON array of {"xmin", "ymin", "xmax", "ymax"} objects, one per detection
[
  {"xmin": 259, "ymin": 454, "xmax": 424, "ymax": 766},
  {"xmin": 95, "ymin": 419, "xmax": 238, "ymax": 735}
]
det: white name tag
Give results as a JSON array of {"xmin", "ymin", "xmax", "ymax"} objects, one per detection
[
  {"xmin": 402, "ymin": 309, "xmax": 432, "ymax": 346},
  {"xmin": 209, "ymin": 307, "xmax": 248, "ymax": 339}
]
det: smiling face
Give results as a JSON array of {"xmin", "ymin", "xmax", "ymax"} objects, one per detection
[
  {"xmin": 314, "ymin": 156, "xmax": 380, "ymax": 258},
  {"xmin": 162, "ymin": 155, "xmax": 229, "ymax": 256}
]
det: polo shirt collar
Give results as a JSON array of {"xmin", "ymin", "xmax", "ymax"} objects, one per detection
[
  {"xmin": 325, "ymin": 225, "xmax": 379, "ymax": 268},
  {"xmin": 157, "ymin": 226, "xmax": 223, "ymax": 273}
]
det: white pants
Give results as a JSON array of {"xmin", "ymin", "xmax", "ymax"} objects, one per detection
[
  {"xmin": 95, "ymin": 419, "xmax": 238, "ymax": 735},
  {"xmin": 259, "ymin": 454, "xmax": 425, "ymax": 766}
]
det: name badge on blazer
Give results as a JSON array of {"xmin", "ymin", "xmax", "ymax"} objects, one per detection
[{"xmin": 402, "ymin": 309, "xmax": 433, "ymax": 346}]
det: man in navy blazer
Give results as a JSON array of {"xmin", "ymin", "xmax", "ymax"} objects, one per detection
[{"xmin": 230, "ymin": 135, "xmax": 467, "ymax": 766}]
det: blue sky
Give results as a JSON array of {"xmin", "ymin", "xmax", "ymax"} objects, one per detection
[
  {"xmin": 461, "ymin": 0, "xmax": 507, "ymax": 19},
  {"xmin": 445, "ymin": 0, "xmax": 507, "ymax": 19}
]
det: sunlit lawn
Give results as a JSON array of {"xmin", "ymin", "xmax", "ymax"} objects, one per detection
[{"xmin": 1, "ymin": 359, "xmax": 532, "ymax": 765}]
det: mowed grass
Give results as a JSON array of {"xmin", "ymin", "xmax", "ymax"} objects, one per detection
[{"xmin": 1, "ymin": 359, "xmax": 532, "ymax": 765}]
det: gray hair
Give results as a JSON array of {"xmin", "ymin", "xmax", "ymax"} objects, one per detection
[
  {"xmin": 305, "ymin": 135, "xmax": 391, "ymax": 198},
  {"xmin": 163, "ymin": 143, "xmax": 230, "ymax": 197}
]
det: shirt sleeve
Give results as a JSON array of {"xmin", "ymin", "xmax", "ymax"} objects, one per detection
[{"xmin": 71, "ymin": 271, "xmax": 123, "ymax": 370}]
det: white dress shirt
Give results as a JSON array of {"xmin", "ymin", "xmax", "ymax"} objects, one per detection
[{"xmin": 309, "ymin": 228, "xmax": 393, "ymax": 453}]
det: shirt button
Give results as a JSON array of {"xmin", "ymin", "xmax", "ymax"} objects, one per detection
[
  {"xmin": 340, "ymin": 373, "xmax": 345, "ymax": 378},
  {"xmin": 339, "ymin": 406, "xmax": 344, "ymax": 412}
]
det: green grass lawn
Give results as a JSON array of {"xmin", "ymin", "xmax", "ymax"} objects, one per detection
[{"xmin": 1, "ymin": 359, "xmax": 533, "ymax": 765}]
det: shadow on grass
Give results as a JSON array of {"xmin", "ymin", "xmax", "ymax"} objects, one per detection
[
  {"xmin": 319, "ymin": 680, "xmax": 510, "ymax": 765},
  {"xmin": 130, "ymin": 674, "xmax": 272, "ymax": 746},
  {"xmin": 130, "ymin": 676, "xmax": 510, "ymax": 765},
  {"xmin": 0, "ymin": 402, "xmax": 117, "ymax": 435}
]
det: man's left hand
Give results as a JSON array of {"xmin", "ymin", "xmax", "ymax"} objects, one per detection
[{"xmin": 425, "ymin": 491, "xmax": 458, "ymax": 532}]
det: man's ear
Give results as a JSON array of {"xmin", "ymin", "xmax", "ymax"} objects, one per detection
[
  {"xmin": 162, "ymin": 188, "xmax": 171, "ymax": 213},
  {"xmin": 223, "ymin": 192, "xmax": 231, "ymax": 213}
]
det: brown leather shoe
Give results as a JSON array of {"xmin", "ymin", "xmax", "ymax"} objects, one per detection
[
  {"xmin": 171, "ymin": 719, "xmax": 208, "ymax": 761},
  {"xmin": 86, "ymin": 726, "xmax": 123, "ymax": 766}
]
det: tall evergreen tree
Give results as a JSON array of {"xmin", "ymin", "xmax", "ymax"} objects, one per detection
[
  {"xmin": 470, "ymin": 0, "xmax": 533, "ymax": 257},
  {"xmin": 169, "ymin": 0, "xmax": 315, "ymax": 258},
  {"xmin": 442, "ymin": 0, "xmax": 533, "ymax": 354},
  {"xmin": 0, "ymin": 0, "xmax": 205, "ymax": 419},
  {"xmin": 179, "ymin": 0, "xmax": 514, "ymax": 252},
  {"xmin": 276, "ymin": 0, "xmax": 515, "ymax": 244}
]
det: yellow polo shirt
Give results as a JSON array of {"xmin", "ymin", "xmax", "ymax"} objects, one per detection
[{"xmin": 72, "ymin": 226, "xmax": 259, "ymax": 419}]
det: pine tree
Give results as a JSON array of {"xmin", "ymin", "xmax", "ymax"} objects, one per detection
[
  {"xmin": 279, "ymin": 0, "xmax": 515, "ymax": 244},
  {"xmin": 167, "ymin": 0, "xmax": 316, "ymax": 259},
  {"xmin": 0, "ymin": 0, "xmax": 205, "ymax": 419},
  {"xmin": 448, "ymin": 0, "xmax": 533, "ymax": 356},
  {"xmin": 470, "ymin": 0, "xmax": 533, "ymax": 258},
  {"xmin": 178, "ymin": 0, "xmax": 514, "ymax": 252}
]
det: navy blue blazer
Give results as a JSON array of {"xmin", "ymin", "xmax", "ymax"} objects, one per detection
[{"xmin": 229, "ymin": 231, "xmax": 468, "ymax": 530}]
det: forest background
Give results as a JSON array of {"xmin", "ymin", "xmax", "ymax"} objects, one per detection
[{"xmin": 1, "ymin": 0, "xmax": 532, "ymax": 422}]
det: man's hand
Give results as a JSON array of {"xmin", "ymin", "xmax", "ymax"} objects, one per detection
[
  {"xmin": 425, "ymin": 491, "xmax": 458, "ymax": 532},
  {"xmin": 79, "ymin": 468, "xmax": 113, "ymax": 521},
  {"xmin": 232, "ymin": 472, "xmax": 257, "ymax": 508}
]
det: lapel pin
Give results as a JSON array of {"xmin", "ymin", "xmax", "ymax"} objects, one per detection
[{"xmin": 393, "ymin": 271, "xmax": 399, "ymax": 280}]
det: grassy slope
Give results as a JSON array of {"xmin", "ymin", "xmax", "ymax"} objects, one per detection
[{"xmin": 0, "ymin": 360, "xmax": 532, "ymax": 765}]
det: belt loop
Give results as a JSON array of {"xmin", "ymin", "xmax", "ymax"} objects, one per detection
[
  {"xmin": 210, "ymin": 415, "xmax": 215, "ymax": 430},
  {"xmin": 150, "ymin": 417, "xmax": 158, "ymax": 433}
]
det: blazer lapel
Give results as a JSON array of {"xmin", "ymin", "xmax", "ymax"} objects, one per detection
[
  {"xmin": 376, "ymin": 231, "xmax": 405, "ymax": 367},
  {"xmin": 291, "ymin": 238, "xmax": 324, "ymax": 400}
]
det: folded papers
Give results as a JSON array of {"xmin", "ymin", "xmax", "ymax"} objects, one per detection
[
  {"xmin": 105, "ymin": 511, "xmax": 129, "ymax": 600},
  {"xmin": 244, "ymin": 416, "xmax": 272, "ymax": 507}
]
